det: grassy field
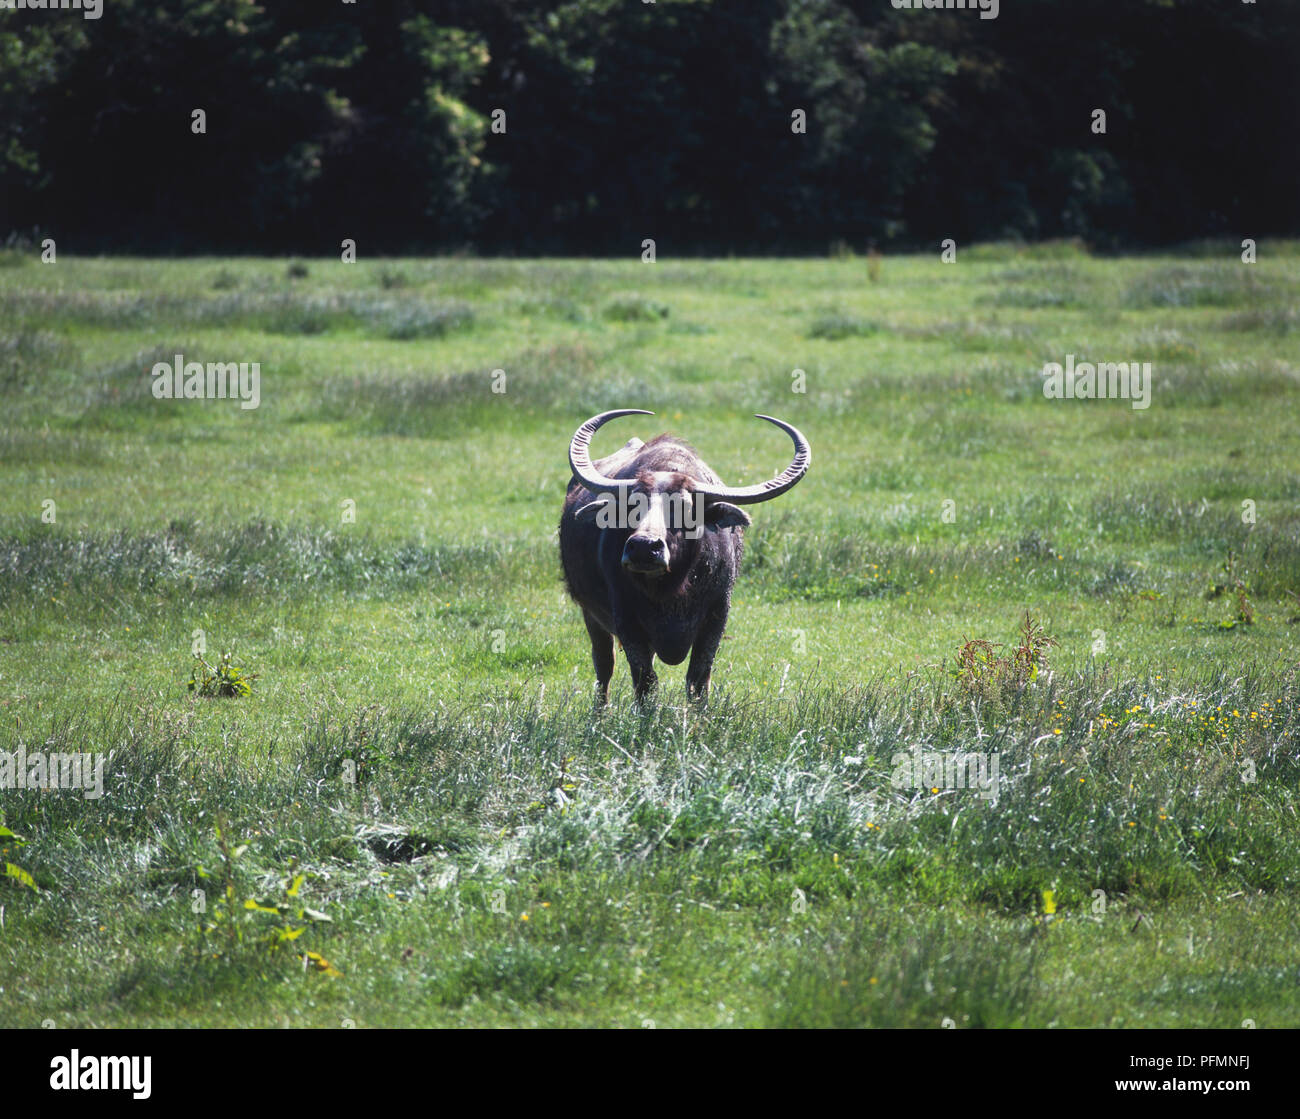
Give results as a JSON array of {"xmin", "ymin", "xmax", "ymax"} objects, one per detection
[{"xmin": 1, "ymin": 243, "xmax": 1298, "ymax": 1027}]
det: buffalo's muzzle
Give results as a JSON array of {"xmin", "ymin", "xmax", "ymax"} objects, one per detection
[{"xmin": 622, "ymin": 535, "xmax": 669, "ymax": 574}]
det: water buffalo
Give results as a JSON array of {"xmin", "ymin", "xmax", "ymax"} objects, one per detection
[{"xmin": 559, "ymin": 409, "xmax": 810, "ymax": 704}]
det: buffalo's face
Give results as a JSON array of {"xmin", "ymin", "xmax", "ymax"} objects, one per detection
[{"xmin": 576, "ymin": 472, "xmax": 751, "ymax": 578}]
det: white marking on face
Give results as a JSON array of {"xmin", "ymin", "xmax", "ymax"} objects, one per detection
[{"xmin": 637, "ymin": 491, "xmax": 670, "ymax": 540}]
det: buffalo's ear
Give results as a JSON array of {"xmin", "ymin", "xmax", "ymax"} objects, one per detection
[
  {"xmin": 575, "ymin": 495, "xmax": 612, "ymax": 522},
  {"xmin": 706, "ymin": 501, "xmax": 751, "ymax": 529}
]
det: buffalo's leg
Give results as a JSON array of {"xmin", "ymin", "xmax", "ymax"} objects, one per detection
[
  {"xmin": 686, "ymin": 607, "xmax": 729, "ymax": 702},
  {"xmin": 583, "ymin": 610, "xmax": 615, "ymax": 706},
  {"xmin": 623, "ymin": 643, "xmax": 659, "ymax": 705}
]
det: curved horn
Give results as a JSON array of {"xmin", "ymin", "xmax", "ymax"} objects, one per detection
[
  {"xmin": 568, "ymin": 409, "xmax": 655, "ymax": 494},
  {"xmin": 694, "ymin": 415, "xmax": 811, "ymax": 505}
]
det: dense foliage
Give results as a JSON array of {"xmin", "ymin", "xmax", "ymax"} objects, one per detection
[{"xmin": 2, "ymin": 0, "xmax": 1297, "ymax": 252}]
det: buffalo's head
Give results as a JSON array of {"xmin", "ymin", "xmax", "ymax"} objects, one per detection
[{"xmin": 568, "ymin": 410, "xmax": 811, "ymax": 579}]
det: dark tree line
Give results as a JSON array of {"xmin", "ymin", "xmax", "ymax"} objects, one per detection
[{"xmin": 2, "ymin": 0, "xmax": 1296, "ymax": 253}]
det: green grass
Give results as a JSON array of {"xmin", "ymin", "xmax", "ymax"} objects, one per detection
[{"xmin": 2, "ymin": 246, "xmax": 1298, "ymax": 1026}]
